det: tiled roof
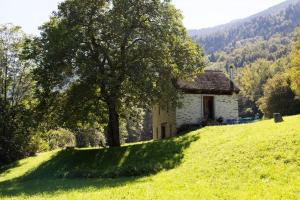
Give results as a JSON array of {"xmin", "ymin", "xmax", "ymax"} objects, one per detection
[{"xmin": 177, "ymin": 70, "xmax": 240, "ymax": 95}]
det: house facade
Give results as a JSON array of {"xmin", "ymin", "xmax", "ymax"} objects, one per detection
[{"xmin": 152, "ymin": 70, "xmax": 240, "ymax": 140}]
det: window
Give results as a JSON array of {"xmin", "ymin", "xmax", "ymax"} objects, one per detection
[{"xmin": 169, "ymin": 124, "xmax": 172, "ymax": 135}]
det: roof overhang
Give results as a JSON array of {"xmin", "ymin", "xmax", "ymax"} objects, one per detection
[{"xmin": 181, "ymin": 89, "xmax": 239, "ymax": 95}]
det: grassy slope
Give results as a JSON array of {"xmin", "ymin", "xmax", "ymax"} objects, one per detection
[{"xmin": 0, "ymin": 115, "xmax": 300, "ymax": 199}]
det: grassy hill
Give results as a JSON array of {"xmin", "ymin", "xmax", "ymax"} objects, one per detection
[{"xmin": 0, "ymin": 115, "xmax": 300, "ymax": 199}]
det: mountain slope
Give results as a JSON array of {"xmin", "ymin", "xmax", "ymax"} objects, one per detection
[
  {"xmin": 1, "ymin": 115, "xmax": 300, "ymax": 199},
  {"xmin": 190, "ymin": 0, "xmax": 300, "ymax": 54},
  {"xmin": 189, "ymin": 0, "xmax": 300, "ymax": 37}
]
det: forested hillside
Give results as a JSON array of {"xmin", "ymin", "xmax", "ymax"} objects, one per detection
[
  {"xmin": 208, "ymin": 34, "xmax": 293, "ymax": 70},
  {"xmin": 191, "ymin": 0, "xmax": 300, "ymax": 55},
  {"xmin": 189, "ymin": 0, "xmax": 300, "ymax": 117}
]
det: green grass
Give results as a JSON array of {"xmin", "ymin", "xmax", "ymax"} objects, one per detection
[{"xmin": 1, "ymin": 115, "xmax": 300, "ymax": 199}]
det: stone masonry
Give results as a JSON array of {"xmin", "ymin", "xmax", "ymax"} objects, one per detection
[{"xmin": 176, "ymin": 93, "xmax": 239, "ymax": 128}]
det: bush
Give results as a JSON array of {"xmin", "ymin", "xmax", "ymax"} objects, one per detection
[
  {"xmin": 177, "ymin": 124, "xmax": 201, "ymax": 134},
  {"xmin": 75, "ymin": 129, "xmax": 106, "ymax": 148},
  {"xmin": 0, "ymin": 107, "xmax": 36, "ymax": 165},
  {"xmin": 43, "ymin": 128, "xmax": 76, "ymax": 150},
  {"xmin": 26, "ymin": 135, "xmax": 49, "ymax": 154}
]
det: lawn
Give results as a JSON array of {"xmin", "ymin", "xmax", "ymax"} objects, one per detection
[{"xmin": 0, "ymin": 115, "xmax": 300, "ymax": 200}]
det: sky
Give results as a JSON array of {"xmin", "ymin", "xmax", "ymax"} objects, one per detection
[{"xmin": 0, "ymin": 0, "xmax": 287, "ymax": 35}]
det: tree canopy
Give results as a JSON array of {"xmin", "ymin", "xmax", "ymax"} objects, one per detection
[
  {"xmin": 235, "ymin": 58, "xmax": 290, "ymax": 116},
  {"xmin": 29, "ymin": 0, "xmax": 205, "ymax": 147}
]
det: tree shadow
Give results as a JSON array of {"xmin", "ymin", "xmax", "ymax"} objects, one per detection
[
  {"xmin": 0, "ymin": 161, "xmax": 21, "ymax": 177},
  {"xmin": 0, "ymin": 133, "xmax": 200, "ymax": 197}
]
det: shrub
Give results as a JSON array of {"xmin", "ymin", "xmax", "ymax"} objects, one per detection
[
  {"xmin": 0, "ymin": 108, "xmax": 36, "ymax": 165},
  {"xmin": 216, "ymin": 117, "xmax": 224, "ymax": 124},
  {"xmin": 177, "ymin": 124, "xmax": 201, "ymax": 134},
  {"xmin": 75, "ymin": 128, "xmax": 106, "ymax": 148},
  {"xmin": 27, "ymin": 135, "xmax": 49, "ymax": 154},
  {"xmin": 44, "ymin": 128, "xmax": 76, "ymax": 150}
]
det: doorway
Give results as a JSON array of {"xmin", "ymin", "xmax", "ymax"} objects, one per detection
[
  {"xmin": 203, "ymin": 96, "xmax": 215, "ymax": 121},
  {"xmin": 161, "ymin": 124, "xmax": 166, "ymax": 139}
]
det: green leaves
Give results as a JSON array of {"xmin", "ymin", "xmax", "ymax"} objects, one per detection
[{"xmin": 236, "ymin": 57, "xmax": 292, "ymax": 116}]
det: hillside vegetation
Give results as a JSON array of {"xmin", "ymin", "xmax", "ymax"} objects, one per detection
[
  {"xmin": 189, "ymin": 0, "xmax": 300, "ymax": 75},
  {"xmin": 1, "ymin": 115, "xmax": 300, "ymax": 199}
]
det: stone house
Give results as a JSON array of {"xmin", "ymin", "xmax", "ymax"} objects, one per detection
[{"xmin": 152, "ymin": 70, "xmax": 240, "ymax": 140}]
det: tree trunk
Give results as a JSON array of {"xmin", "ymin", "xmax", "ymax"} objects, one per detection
[{"xmin": 106, "ymin": 100, "xmax": 121, "ymax": 147}]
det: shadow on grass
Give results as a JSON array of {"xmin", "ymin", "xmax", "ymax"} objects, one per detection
[
  {"xmin": 0, "ymin": 161, "xmax": 21, "ymax": 176},
  {"xmin": 0, "ymin": 133, "xmax": 200, "ymax": 197}
]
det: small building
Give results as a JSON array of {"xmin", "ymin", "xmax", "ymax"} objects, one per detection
[{"xmin": 152, "ymin": 70, "xmax": 240, "ymax": 140}]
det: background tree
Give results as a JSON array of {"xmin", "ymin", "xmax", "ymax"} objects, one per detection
[
  {"xmin": 235, "ymin": 58, "xmax": 289, "ymax": 116},
  {"xmin": 257, "ymin": 73, "xmax": 300, "ymax": 118},
  {"xmin": 0, "ymin": 24, "xmax": 36, "ymax": 164},
  {"xmin": 125, "ymin": 107, "xmax": 145, "ymax": 143},
  {"xmin": 290, "ymin": 28, "xmax": 300, "ymax": 96},
  {"xmin": 29, "ymin": 0, "xmax": 205, "ymax": 147}
]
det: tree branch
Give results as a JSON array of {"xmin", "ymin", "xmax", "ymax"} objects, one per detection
[{"xmin": 125, "ymin": 38, "xmax": 146, "ymax": 50}]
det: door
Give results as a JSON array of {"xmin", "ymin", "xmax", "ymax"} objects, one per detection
[
  {"xmin": 203, "ymin": 96, "xmax": 215, "ymax": 121},
  {"xmin": 161, "ymin": 125, "xmax": 166, "ymax": 139}
]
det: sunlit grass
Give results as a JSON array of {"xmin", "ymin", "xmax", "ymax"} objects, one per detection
[{"xmin": 0, "ymin": 115, "xmax": 300, "ymax": 199}]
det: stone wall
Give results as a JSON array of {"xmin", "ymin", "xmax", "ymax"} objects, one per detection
[
  {"xmin": 152, "ymin": 93, "xmax": 239, "ymax": 139},
  {"xmin": 176, "ymin": 94, "xmax": 203, "ymax": 128},
  {"xmin": 152, "ymin": 105, "xmax": 177, "ymax": 140},
  {"xmin": 176, "ymin": 93, "xmax": 239, "ymax": 128},
  {"xmin": 214, "ymin": 94, "xmax": 239, "ymax": 120}
]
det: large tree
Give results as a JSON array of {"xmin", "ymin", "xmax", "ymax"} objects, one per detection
[{"xmin": 30, "ymin": 0, "xmax": 205, "ymax": 147}]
